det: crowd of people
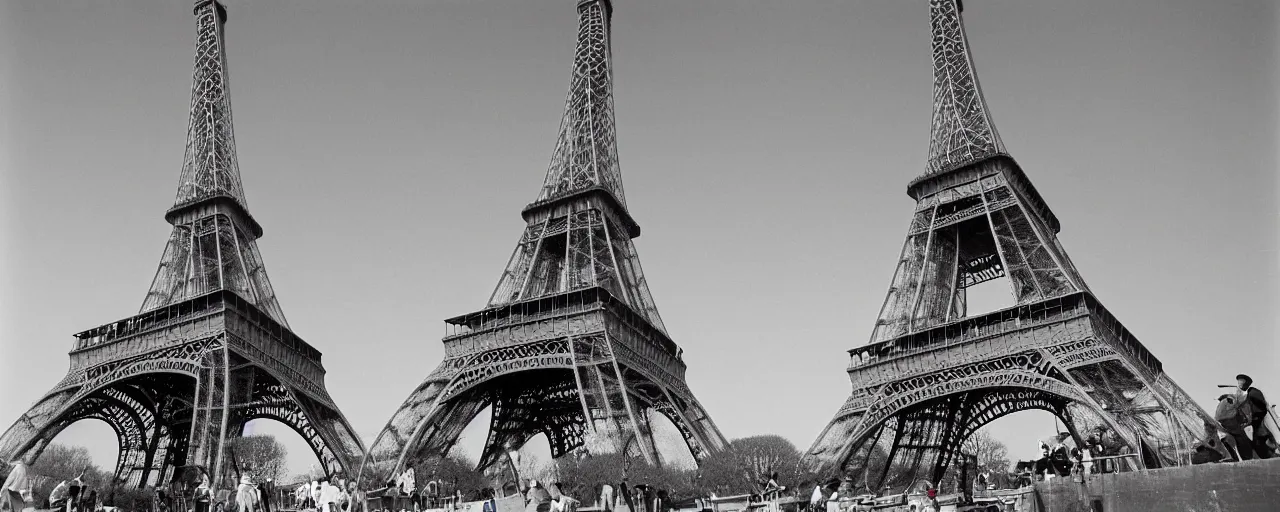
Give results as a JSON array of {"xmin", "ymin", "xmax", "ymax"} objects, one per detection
[
  {"xmin": 354, "ymin": 473, "xmax": 677, "ymax": 512},
  {"xmin": 44, "ymin": 469, "xmax": 101, "ymax": 512},
  {"xmin": 155, "ymin": 469, "xmax": 280, "ymax": 512},
  {"xmin": 289, "ymin": 478, "xmax": 364, "ymax": 512},
  {"xmin": 2, "ymin": 462, "xmax": 106, "ymax": 512}
]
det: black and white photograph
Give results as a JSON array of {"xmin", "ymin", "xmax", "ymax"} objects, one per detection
[{"xmin": 1, "ymin": 1, "xmax": 1276, "ymax": 511}]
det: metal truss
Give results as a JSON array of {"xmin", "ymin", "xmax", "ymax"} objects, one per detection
[
  {"xmin": 804, "ymin": 0, "xmax": 1223, "ymax": 488},
  {"xmin": 359, "ymin": 0, "xmax": 725, "ymax": 486},
  {"xmin": 537, "ymin": 0, "xmax": 626, "ymax": 207},
  {"xmin": 0, "ymin": 0, "xmax": 364, "ymax": 488},
  {"xmin": 140, "ymin": 0, "xmax": 287, "ymax": 327},
  {"xmin": 924, "ymin": 0, "xmax": 1004, "ymax": 178}
]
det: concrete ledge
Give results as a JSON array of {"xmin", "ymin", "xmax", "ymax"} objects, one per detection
[{"xmin": 1032, "ymin": 458, "xmax": 1280, "ymax": 511}]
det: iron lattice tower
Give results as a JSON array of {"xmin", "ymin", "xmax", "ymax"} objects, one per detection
[
  {"xmin": 803, "ymin": 0, "xmax": 1223, "ymax": 489},
  {"xmin": 359, "ymin": 0, "xmax": 727, "ymax": 483},
  {"xmin": 0, "ymin": 0, "xmax": 365, "ymax": 486}
]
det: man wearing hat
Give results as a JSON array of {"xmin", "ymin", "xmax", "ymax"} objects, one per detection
[{"xmin": 1237, "ymin": 374, "xmax": 1274, "ymax": 459}]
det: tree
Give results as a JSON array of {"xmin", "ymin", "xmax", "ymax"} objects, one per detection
[
  {"xmin": 962, "ymin": 429, "xmax": 1011, "ymax": 475},
  {"xmin": 547, "ymin": 452, "xmax": 697, "ymax": 503},
  {"xmin": 413, "ymin": 451, "xmax": 490, "ymax": 501},
  {"xmin": 28, "ymin": 444, "xmax": 111, "ymax": 503},
  {"xmin": 512, "ymin": 450, "xmax": 543, "ymax": 485},
  {"xmin": 697, "ymin": 435, "xmax": 811, "ymax": 496},
  {"xmin": 226, "ymin": 435, "xmax": 289, "ymax": 483}
]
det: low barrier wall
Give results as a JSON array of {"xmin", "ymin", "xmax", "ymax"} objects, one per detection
[{"xmin": 1031, "ymin": 458, "xmax": 1280, "ymax": 511}]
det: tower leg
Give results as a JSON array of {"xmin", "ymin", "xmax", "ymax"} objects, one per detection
[
  {"xmin": 188, "ymin": 342, "xmax": 231, "ymax": 483},
  {"xmin": 602, "ymin": 336, "xmax": 659, "ymax": 466}
]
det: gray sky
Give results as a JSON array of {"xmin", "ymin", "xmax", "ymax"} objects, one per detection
[{"xmin": 2, "ymin": 0, "xmax": 1276, "ymax": 478}]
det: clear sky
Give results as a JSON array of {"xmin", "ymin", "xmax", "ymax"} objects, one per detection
[{"xmin": 1, "ymin": 0, "xmax": 1276, "ymax": 479}]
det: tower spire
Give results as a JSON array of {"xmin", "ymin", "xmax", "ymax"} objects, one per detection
[
  {"xmin": 535, "ymin": 0, "xmax": 626, "ymax": 208},
  {"xmin": 175, "ymin": 0, "xmax": 248, "ymax": 213},
  {"xmin": 925, "ymin": 0, "xmax": 1005, "ymax": 176},
  {"xmin": 139, "ymin": 0, "xmax": 288, "ymax": 326}
]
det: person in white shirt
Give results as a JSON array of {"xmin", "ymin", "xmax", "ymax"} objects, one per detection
[
  {"xmin": 3, "ymin": 462, "xmax": 33, "ymax": 512},
  {"xmin": 296, "ymin": 484, "xmax": 309, "ymax": 510},
  {"xmin": 319, "ymin": 482, "xmax": 337, "ymax": 512}
]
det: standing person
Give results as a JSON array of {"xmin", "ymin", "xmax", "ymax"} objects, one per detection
[
  {"xmin": 257, "ymin": 480, "xmax": 272, "ymax": 512},
  {"xmin": 397, "ymin": 470, "xmax": 416, "ymax": 512},
  {"xmin": 67, "ymin": 472, "xmax": 85, "ymax": 512},
  {"xmin": 1217, "ymin": 389, "xmax": 1254, "ymax": 460},
  {"xmin": 615, "ymin": 482, "xmax": 635, "ymax": 512},
  {"xmin": 1237, "ymin": 374, "xmax": 1275, "ymax": 459},
  {"xmin": 808, "ymin": 484, "xmax": 824, "ymax": 512},
  {"xmin": 318, "ymin": 482, "xmax": 335, "ymax": 512},
  {"xmin": 2, "ymin": 461, "xmax": 33, "ymax": 512},
  {"xmin": 347, "ymin": 482, "xmax": 364, "ymax": 512},
  {"xmin": 236, "ymin": 476, "xmax": 260, "ymax": 512},
  {"xmin": 526, "ymin": 481, "xmax": 552, "ymax": 512},
  {"xmin": 337, "ymin": 481, "xmax": 350, "ymax": 512},
  {"xmin": 194, "ymin": 474, "xmax": 213, "ymax": 512},
  {"xmin": 157, "ymin": 486, "xmax": 169, "ymax": 512},
  {"xmin": 311, "ymin": 481, "xmax": 322, "ymax": 511},
  {"xmin": 598, "ymin": 484, "xmax": 614, "ymax": 512}
]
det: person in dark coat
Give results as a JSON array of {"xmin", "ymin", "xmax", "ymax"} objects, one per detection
[
  {"xmin": 1237, "ymin": 374, "xmax": 1274, "ymax": 459},
  {"xmin": 257, "ymin": 480, "xmax": 271, "ymax": 512}
]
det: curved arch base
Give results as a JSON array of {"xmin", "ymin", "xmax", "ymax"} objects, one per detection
[
  {"xmin": 1, "ymin": 334, "xmax": 365, "ymax": 488},
  {"xmin": 359, "ymin": 331, "xmax": 726, "ymax": 487},
  {"xmin": 806, "ymin": 340, "xmax": 1224, "ymax": 490}
]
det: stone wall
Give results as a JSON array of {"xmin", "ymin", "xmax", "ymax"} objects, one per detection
[{"xmin": 1030, "ymin": 458, "xmax": 1280, "ymax": 511}]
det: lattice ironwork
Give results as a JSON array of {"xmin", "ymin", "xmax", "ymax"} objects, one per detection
[
  {"xmin": 0, "ymin": 0, "xmax": 364, "ymax": 488},
  {"xmin": 537, "ymin": 0, "xmax": 625, "ymax": 206},
  {"xmin": 359, "ymin": 0, "xmax": 725, "ymax": 487},
  {"xmin": 140, "ymin": 0, "xmax": 287, "ymax": 327},
  {"xmin": 175, "ymin": 0, "xmax": 245, "ymax": 209},
  {"xmin": 804, "ymin": 0, "xmax": 1222, "ymax": 489},
  {"xmin": 924, "ymin": 0, "xmax": 1004, "ymax": 177}
]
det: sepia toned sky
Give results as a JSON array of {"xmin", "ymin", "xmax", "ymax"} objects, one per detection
[{"xmin": 1, "ymin": 0, "xmax": 1276, "ymax": 478}]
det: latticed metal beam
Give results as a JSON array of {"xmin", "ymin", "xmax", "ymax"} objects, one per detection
[{"xmin": 923, "ymin": 0, "xmax": 1004, "ymax": 178}]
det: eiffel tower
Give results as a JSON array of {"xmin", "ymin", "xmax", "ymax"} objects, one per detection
[
  {"xmin": 359, "ymin": 0, "xmax": 727, "ymax": 482},
  {"xmin": 804, "ymin": 0, "xmax": 1223, "ymax": 488},
  {"xmin": 0, "ymin": 0, "xmax": 365, "ymax": 486}
]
